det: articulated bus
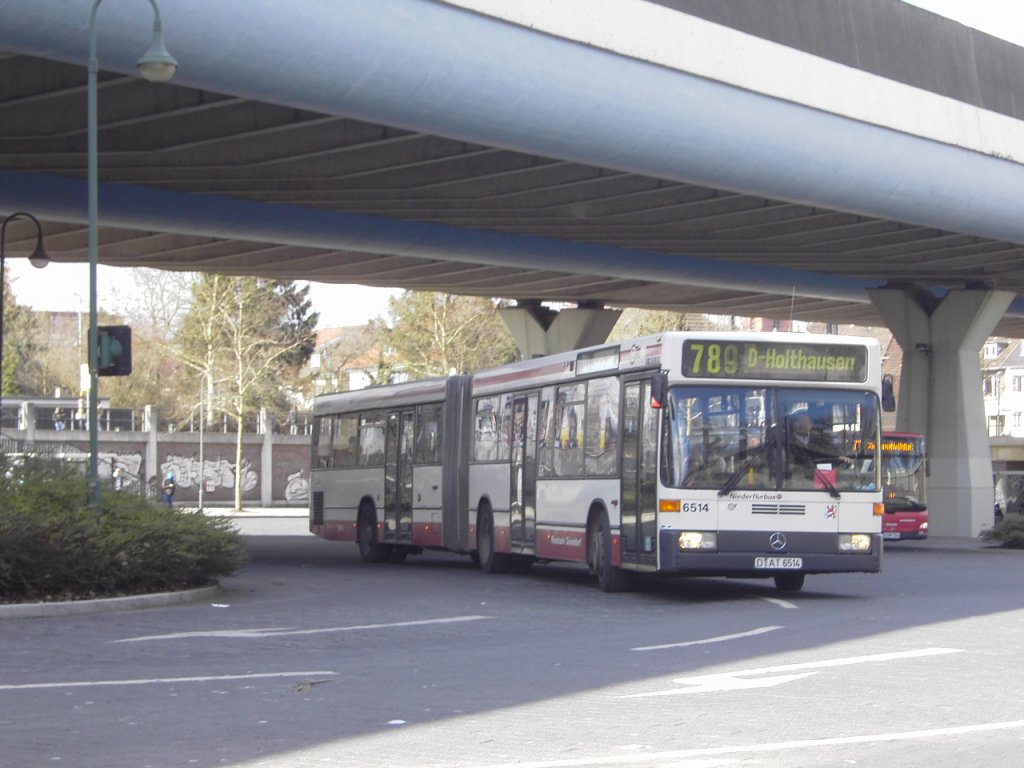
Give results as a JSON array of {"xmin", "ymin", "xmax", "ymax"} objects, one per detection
[
  {"xmin": 310, "ymin": 332, "xmax": 885, "ymax": 592},
  {"xmin": 880, "ymin": 432, "xmax": 928, "ymax": 540}
]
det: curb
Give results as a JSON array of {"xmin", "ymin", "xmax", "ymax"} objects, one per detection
[
  {"xmin": 894, "ymin": 544, "xmax": 1022, "ymax": 555},
  {"xmin": 0, "ymin": 584, "xmax": 221, "ymax": 619}
]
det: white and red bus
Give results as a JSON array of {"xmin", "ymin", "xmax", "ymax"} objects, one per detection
[
  {"xmin": 310, "ymin": 331, "xmax": 885, "ymax": 592},
  {"xmin": 880, "ymin": 432, "xmax": 928, "ymax": 540}
]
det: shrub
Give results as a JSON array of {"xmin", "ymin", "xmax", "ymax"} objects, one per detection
[
  {"xmin": 0, "ymin": 456, "xmax": 248, "ymax": 602},
  {"xmin": 981, "ymin": 513, "xmax": 1024, "ymax": 549}
]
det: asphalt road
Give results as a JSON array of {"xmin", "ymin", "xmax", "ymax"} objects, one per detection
[{"xmin": 3, "ymin": 520, "xmax": 1024, "ymax": 768}]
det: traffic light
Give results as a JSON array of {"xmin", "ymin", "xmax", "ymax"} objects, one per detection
[{"xmin": 96, "ymin": 325, "xmax": 132, "ymax": 376}]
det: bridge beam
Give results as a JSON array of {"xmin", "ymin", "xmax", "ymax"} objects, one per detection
[
  {"xmin": 498, "ymin": 303, "xmax": 621, "ymax": 358},
  {"xmin": 869, "ymin": 286, "xmax": 1014, "ymax": 536}
]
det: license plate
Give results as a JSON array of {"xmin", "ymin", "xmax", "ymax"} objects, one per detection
[
  {"xmin": 883, "ymin": 532, "xmax": 900, "ymax": 540},
  {"xmin": 755, "ymin": 556, "xmax": 802, "ymax": 569}
]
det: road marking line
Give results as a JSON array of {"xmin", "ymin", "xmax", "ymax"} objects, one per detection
[
  {"xmin": 460, "ymin": 720, "xmax": 1024, "ymax": 768},
  {"xmin": 621, "ymin": 646, "xmax": 962, "ymax": 697},
  {"xmin": 631, "ymin": 625, "xmax": 782, "ymax": 651},
  {"xmin": 114, "ymin": 614, "xmax": 491, "ymax": 642},
  {"xmin": 685, "ymin": 646, "xmax": 963, "ymax": 678},
  {"xmin": 0, "ymin": 670, "xmax": 337, "ymax": 691},
  {"xmin": 761, "ymin": 596, "xmax": 798, "ymax": 608}
]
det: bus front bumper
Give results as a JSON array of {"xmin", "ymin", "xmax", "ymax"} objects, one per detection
[{"xmin": 657, "ymin": 530, "xmax": 883, "ymax": 576}]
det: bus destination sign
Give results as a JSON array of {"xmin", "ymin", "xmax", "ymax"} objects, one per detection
[{"xmin": 682, "ymin": 339, "xmax": 868, "ymax": 382}]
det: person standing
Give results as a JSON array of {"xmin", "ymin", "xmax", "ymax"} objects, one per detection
[
  {"xmin": 112, "ymin": 465, "xmax": 125, "ymax": 492},
  {"xmin": 160, "ymin": 471, "xmax": 176, "ymax": 507}
]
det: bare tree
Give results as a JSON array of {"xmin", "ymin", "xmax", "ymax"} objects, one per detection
[
  {"xmin": 610, "ymin": 308, "xmax": 732, "ymax": 340},
  {"xmin": 177, "ymin": 275, "xmax": 316, "ymax": 510},
  {"xmin": 383, "ymin": 292, "xmax": 519, "ymax": 378},
  {"xmin": 92, "ymin": 269, "xmax": 197, "ymax": 417}
]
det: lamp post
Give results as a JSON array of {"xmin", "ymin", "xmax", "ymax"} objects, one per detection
[
  {"xmin": 87, "ymin": 0, "xmax": 177, "ymax": 515},
  {"xmin": 1, "ymin": 212, "xmax": 49, "ymax": 436}
]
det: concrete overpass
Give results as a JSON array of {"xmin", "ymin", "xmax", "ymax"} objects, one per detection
[{"xmin": 2, "ymin": 0, "xmax": 1024, "ymax": 536}]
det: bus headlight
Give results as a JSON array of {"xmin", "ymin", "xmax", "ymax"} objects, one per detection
[
  {"xmin": 678, "ymin": 531, "xmax": 717, "ymax": 551},
  {"xmin": 837, "ymin": 534, "xmax": 872, "ymax": 553}
]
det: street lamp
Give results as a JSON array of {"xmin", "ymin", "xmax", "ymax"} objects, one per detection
[
  {"xmin": 0, "ymin": 212, "xmax": 49, "ymax": 436},
  {"xmin": 87, "ymin": 0, "xmax": 177, "ymax": 515}
]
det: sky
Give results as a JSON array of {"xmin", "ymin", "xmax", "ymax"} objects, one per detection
[
  {"xmin": 4, "ymin": 1, "xmax": 1022, "ymax": 330},
  {"xmin": 903, "ymin": 0, "xmax": 1024, "ymax": 45},
  {"xmin": 4, "ymin": 261, "xmax": 401, "ymax": 331}
]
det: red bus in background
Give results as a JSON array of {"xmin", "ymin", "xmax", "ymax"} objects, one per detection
[{"xmin": 880, "ymin": 432, "xmax": 928, "ymax": 540}]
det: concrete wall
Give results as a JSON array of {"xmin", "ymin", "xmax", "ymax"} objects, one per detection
[{"xmin": 4, "ymin": 403, "xmax": 309, "ymax": 507}]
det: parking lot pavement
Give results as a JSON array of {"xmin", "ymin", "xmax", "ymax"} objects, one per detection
[
  {"xmin": 2, "ymin": 511, "xmax": 1018, "ymax": 619},
  {"xmin": 886, "ymin": 535, "xmax": 1019, "ymax": 554}
]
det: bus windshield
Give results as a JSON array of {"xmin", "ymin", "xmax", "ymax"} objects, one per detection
[
  {"xmin": 882, "ymin": 436, "xmax": 927, "ymax": 511},
  {"xmin": 661, "ymin": 385, "xmax": 879, "ymax": 494}
]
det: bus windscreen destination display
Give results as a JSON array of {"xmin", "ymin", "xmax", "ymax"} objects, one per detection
[{"xmin": 682, "ymin": 340, "xmax": 868, "ymax": 382}]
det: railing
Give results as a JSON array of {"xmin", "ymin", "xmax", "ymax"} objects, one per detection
[
  {"xmin": 1, "ymin": 433, "xmax": 153, "ymax": 499},
  {"xmin": 2, "ymin": 401, "xmax": 312, "ymax": 507},
  {"xmin": 0, "ymin": 401, "xmax": 312, "ymax": 435}
]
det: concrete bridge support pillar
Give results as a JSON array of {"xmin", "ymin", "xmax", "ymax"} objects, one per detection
[
  {"xmin": 498, "ymin": 302, "xmax": 621, "ymax": 358},
  {"xmin": 868, "ymin": 286, "xmax": 1013, "ymax": 536},
  {"xmin": 144, "ymin": 405, "xmax": 159, "ymax": 492}
]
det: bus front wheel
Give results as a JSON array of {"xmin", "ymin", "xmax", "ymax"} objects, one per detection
[
  {"xmin": 589, "ymin": 511, "xmax": 628, "ymax": 593},
  {"xmin": 774, "ymin": 572, "xmax": 805, "ymax": 592}
]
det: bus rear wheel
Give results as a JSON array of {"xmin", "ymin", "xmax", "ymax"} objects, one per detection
[
  {"xmin": 477, "ymin": 508, "xmax": 510, "ymax": 574},
  {"xmin": 357, "ymin": 507, "xmax": 390, "ymax": 563}
]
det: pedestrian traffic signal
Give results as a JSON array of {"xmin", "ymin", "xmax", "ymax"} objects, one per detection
[{"xmin": 96, "ymin": 325, "xmax": 132, "ymax": 376}]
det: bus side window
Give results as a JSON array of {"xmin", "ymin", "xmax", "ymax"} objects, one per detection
[
  {"xmin": 497, "ymin": 394, "xmax": 513, "ymax": 460},
  {"xmin": 537, "ymin": 388, "xmax": 554, "ymax": 477},
  {"xmin": 473, "ymin": 397, "xmax": 499, "ymax": 462},
  {"xmin": 415, "ymin": 403, "xmax": 443, "ymax": 464},
  {"xmin": 333, "ymin": 414, "xmax": 358, "ymax": 467},
  {"xmin": 553, "ymin": 384, "xmax": 585, "ymax": 477},
  {"xmin": 359, "ymin": 412, "xmax": 386, "ymax": 466},
  {"xmin": 585, "ymin": 376, "xmax": 619, "ymax": 476},
  {"xmin": 314, "ymin": 415, "xmax": 332, "ymax": 469}
]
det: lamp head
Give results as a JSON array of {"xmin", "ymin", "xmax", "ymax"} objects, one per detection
[
  {"xmin": 29, "ymin": 243, "xmax": 49, "ymax": 269},
  {"xmin": 1, "ymin": 211, "xmax": 48, "ymax": 268},
  {"xmin": 137, "ymin": 21, "xmax": 177, "ymax": 83}
]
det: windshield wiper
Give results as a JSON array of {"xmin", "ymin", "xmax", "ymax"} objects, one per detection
[
  {"xmin": 718, "ymin": 436, "xmax": 773, "ymax": 497},
  {"xmin": 791, "ymin": 446, "xmax": 842, "ymax": 499}
]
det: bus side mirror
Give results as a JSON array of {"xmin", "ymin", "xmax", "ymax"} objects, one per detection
[
  {"xmin": 881, "ymin": 374, "xmax": 896, "ymax": 412},
  {"xmin": 650, "ymin": 371, "xmax": 668, "ymax": 409}
]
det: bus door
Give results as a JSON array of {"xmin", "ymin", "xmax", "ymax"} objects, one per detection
[
  {"xmin": 384, "ymin": 410, "xmax": 415, "ymax": 544},
  {"xmin": 510, "ymin": 393, "xmax": 538, "ymax": 552},
  {"xmin": 620, "ymin": 379, "xmax": 659, "ymax": 569}
]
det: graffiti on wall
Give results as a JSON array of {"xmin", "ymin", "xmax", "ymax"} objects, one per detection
[
  {"xmin": 284, "ymin": 469, "xmax": 309, "ymax": 503},
  {"xmin": 103, "ymin": 451, "xmax": 143, "ymax": 479},
  {"xmin": 160, "ymin": 454, "xmax": 258, "ymax": 493},
  {"xmin": 54, "ymin": 447, "xmax": 144, "ymax": 483}
]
